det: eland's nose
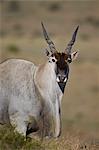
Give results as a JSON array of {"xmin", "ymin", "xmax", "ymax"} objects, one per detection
[
  {"xmin": 59, "ymin": 76, "xmax": 66, "ymax": 82},
  {"xmin": 57, "ymin": 75, "xmax": 67, "ymax": 83}
]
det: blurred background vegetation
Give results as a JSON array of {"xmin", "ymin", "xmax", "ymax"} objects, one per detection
[{"xmin": 0, "ymin": 0, "xmax": 99, "ymax": 147}]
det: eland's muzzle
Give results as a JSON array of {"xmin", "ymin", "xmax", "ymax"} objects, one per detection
[{"xmin": 56, "ymin": 75, "xmax": 67, "ymax": 83}]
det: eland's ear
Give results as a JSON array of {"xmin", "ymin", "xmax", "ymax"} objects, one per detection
[{"xmin": 71, "ymin": 51, "xmax": 79, "ymax": 61}]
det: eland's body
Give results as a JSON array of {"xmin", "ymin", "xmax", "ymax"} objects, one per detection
[{"xmin": 0, "ymin": 23, "xmax": 79, "ymax": 138}]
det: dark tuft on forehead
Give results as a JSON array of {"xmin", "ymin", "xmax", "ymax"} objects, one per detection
[
  {"xmin": 54, "ymin": 52, "xmax": 69, "ymax": 70},
  {"xmin": 54, "ymin": 52, "xmax": 68, "ymax": 60}
]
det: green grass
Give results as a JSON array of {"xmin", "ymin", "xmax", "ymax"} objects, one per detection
[
  {"xmin": 7, "ymin": 44, "xmax": 20, "ymax": 53},
  {"xmin": 0, "ymin": 125, "xmax": 43, "ymax": 150}
]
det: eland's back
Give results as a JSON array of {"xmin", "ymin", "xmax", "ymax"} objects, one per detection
[{"xmin": 0, "ymin": 59, "xmax": 38, "ymax": 124}]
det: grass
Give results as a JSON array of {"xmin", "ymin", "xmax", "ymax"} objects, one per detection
[
  {"xmin": 0, "ymin": 125, "xmax": 98, "ymax": 150},
  {"xmin": 0, "ymin": 125, "xmax": 43, "ymax": 150}
]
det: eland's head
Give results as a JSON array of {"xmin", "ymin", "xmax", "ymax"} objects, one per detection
[{"xmin": 41, "ymin": 22, "xmax": 79, "ymax": 93}]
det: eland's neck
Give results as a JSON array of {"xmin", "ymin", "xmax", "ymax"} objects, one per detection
[
  {"xmin": 34, "ymin": 61, "xmax": 56, "ymax": 89},
  {"xmin": 34, "ymin": 61, "xmax": 59, "ymax": 102}
]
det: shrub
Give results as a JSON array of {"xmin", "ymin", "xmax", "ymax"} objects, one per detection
[
  {"xmin": 48, "ymin": 2, "xmax": 62, "ymax": 12},
  {"xmin": 7, "ymin": 44, "xmax": 20, "ymax": 53}
]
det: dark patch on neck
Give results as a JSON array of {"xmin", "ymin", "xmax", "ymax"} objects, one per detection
[{"xmin": 58, "ymin": 82, "xmax": 67, "ymax": 93}]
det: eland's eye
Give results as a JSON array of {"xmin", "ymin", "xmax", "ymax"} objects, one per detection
[
  {"xmin": 67, "ymin": 58, "xmax": 72, "ymax": 63},
  {"xmin": 52, "ymin": 59, "xmax": 55, "ymax": 62}
]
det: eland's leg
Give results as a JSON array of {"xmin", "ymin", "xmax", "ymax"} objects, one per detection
[
  {"xmin": 52, "ymin": 101, "xmax": 61, "ymax": 138},
  {"xmin": 9, "ymin": 113, "xmax": 27, "ymax": 137},
  {"xmin": 42, "ymin": 102, "xmax": 61, "ymax": 138},
  {"xmin": 26, "ymin": 115, "xmax": 44, "ymax": 139}
]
